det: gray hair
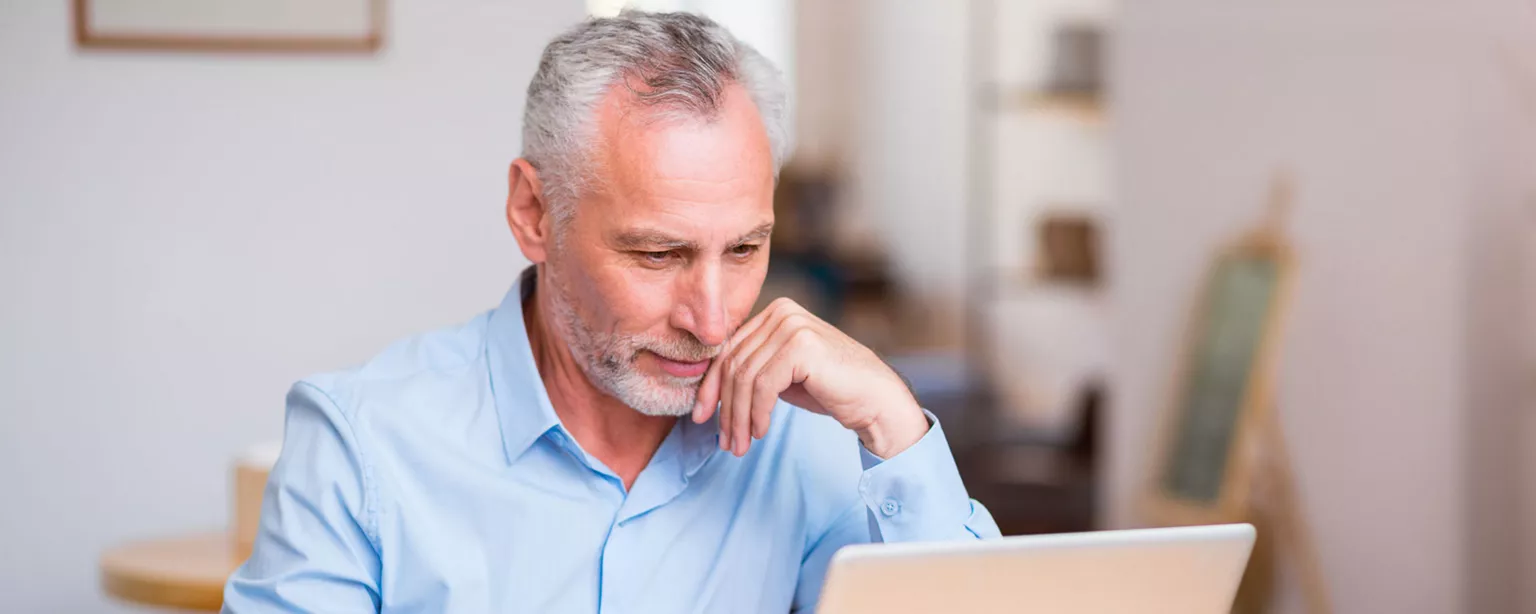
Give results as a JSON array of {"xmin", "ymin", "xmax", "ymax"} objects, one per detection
[{"xmin": 520, "ymin": 10, "xmax": 791, "ymax": 225}]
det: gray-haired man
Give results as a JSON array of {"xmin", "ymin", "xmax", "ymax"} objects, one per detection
[{"xmin": 224, "ymin": 10, "xmax": 998, "ymax": 613}]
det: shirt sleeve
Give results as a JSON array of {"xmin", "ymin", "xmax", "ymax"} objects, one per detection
[
  {"xmin": 222, "ymin": 382, "xmax": 383, "ymax": 613},
  {"xmin": 792, "ymin": 410, "xmax": 1000, "ymax": 611}
]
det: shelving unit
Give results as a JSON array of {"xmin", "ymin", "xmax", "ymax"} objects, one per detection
[
  {"xmin": 960, "ymin": 0, "xmax": 1114, "ymax": 536},
  {"xmin": 978, "ymin": 86, "xmax": 1106, "ymax": 123}
]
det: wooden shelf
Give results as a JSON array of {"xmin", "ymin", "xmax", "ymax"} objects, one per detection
[
  {"xmin": 981, "ymin": 88, "xmax": 1106, "ymax": 123},
  {"xmin": 977, "ymin": 265, "xmax": 1102, "ymax": 297}
]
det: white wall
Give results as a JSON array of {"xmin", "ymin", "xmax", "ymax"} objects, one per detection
[
  {"xmin": 0, "ymin": 1, "xmax": 580, "ymax": 610},
  {"xmin": 1108, "ymin": 1, "xmax": 1535, "ymax": 612},
  {"xmin": 853, "ymin": 0, "xmax": 972, "ymax": 343},
  {"xmin": 788, "ymin": 0, "xmax": 852, "ymax": 174}
]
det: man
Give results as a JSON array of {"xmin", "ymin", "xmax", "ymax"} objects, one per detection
[{"xmin": 224, "ymin": 10, "xmax": 998, "ymax": 613}]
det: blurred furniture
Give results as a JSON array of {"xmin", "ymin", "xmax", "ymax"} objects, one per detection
[
  {"xmin": 1138, "ymin": 182, "xmax": 1331, "ymax": 614},
  {"xmin": 1037, "ymin": 214, "xmax": 1100, "ymax": 283},
  {"xmin": 956, "ymin": 384, "xmax": 1102, "ymax": 537},
  {"xmin": 765, "ymin": 166, "xmax": 917, "ymax": 355},
  {"xmin": 100, "ymin": 443, "xmax": 277, "ymax": 611},
  {"xmin": 959, "ymin": 0, "xmax": 1112, "ymax": 537},
  {"xmin": 963, "ymin": 284, "xmax": 1104, "ymax": 533},
  {"xmin": 888, "ymin": 345, "xmax": 1101, "ymax": 537},
  {"xmin": 232, "ymin": 442, "xmax": 281, "ymax": 558},
  {"xmin": 766, "ymin": 167, "xmax": 851, "ymax": 320},
  {"xmin": 984, "ymin": 285, "xmax": 1105, "ymax": 437},
  {"xmin": 1044, "ymin": 21, "xmax": 1105, "ymax": 99},
  {"xmin": 101, "ymin": 533, "xmax": 240, "ymax": 611}
]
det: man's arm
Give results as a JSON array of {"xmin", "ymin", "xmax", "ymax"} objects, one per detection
[
  {"xmin": 852, "ymin": 411, "xmax": 999, "ymax": 543},
  {"xmin": 223, "ymin": 382, "xmax": 383, "ymax": 613},
  {"xmin": 688, "ymin": 298, "xmax": 1000, "ymax": 610},
  {"xmin": 791, "ymin": 413, "xmax": 1000, "ymax": 611}
]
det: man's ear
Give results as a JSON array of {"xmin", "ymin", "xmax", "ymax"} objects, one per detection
[{"xmin": 507, "ymin": 158, "xmax": 553, "ymax": 264}]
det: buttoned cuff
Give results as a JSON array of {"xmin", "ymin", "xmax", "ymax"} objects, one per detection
[{"xmin": 856, "ymin": 410, "xmax": 974, "ymax": 542}]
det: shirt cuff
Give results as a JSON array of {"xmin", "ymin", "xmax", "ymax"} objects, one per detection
[{"xmin": 856, "ymin": 409, "xmax": 974, "ymax": 542}]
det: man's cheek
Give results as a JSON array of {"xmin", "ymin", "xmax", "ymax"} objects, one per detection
[{"xmin": 607, "ymin": 277, "xmax": 673, "ymax": 323}]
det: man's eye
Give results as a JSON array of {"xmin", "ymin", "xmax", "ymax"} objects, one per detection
[
  {"xmin": 730, "ymin": 244, "xmax": 760, "ymax": 257},
  {"xmin": 640, "ymin": 251, "xmax": 675, "ymax": 264}
]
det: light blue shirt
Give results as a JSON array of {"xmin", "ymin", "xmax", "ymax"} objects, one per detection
[{"xmin": 224, "ymin": 269, "xmax": 999, "ymax": 613}]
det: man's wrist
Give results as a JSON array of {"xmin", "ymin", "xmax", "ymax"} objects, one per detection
[{"xmin": 855, "ymin": 400, "xmax": 929, "ymax": 459}]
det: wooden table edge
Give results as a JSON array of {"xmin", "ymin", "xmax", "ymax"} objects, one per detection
[{"xmin": 100, "ymin": 531, "xmax": 244, "ymax": 611}]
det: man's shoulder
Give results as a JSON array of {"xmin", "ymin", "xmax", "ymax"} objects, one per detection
[{"xmin": 298, "ymin": 311, "xmax": 496, "ymax": 425}]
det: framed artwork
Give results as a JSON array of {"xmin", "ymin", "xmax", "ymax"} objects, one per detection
[{"xmin": 73, "ymin": 0, "xmax": 386, "ymax": 53}]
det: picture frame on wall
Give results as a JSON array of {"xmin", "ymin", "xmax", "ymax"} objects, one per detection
[{"xmin": 73, "ymin": 0, "xmax": 386, "ymax": 53}]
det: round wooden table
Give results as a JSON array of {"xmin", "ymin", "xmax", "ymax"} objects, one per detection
[{"xmin": 100, "ymin": 532, "xmax": 244, "ymax": 611}]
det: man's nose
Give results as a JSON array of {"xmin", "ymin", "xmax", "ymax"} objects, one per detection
[{"xmin": 677, "ymin": 263, "xmax": 729, "ymax": 347}]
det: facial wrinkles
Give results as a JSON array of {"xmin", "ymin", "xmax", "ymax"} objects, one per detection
[{"xmin": 546, "ymin": 252, "xmax": 727, "ymax": 417}]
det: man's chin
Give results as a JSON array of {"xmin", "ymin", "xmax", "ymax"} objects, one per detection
[
  {"xmin": 631, "ymin": 404, "xmax": 694, "ymax": 418},
  {"xmin": 625, "ymin": 379, "xmax": 701, "ymax": 417}
]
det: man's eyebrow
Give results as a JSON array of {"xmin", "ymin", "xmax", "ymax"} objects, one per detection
[
  {"xmin": 611, "ymin": 223, "xmax": 774, "ymax": 251},
  {"xmin": 730, "ymin": 222, "xmax": 775, "ymax": 245},
  {"xmin": 611, "ymin": 229, "xmax": 697, "ymax": 251}
]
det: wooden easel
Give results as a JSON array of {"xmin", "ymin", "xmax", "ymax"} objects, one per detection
[
  {"xmin": 1247, "ymin": 401, "xmax": 1332, "ymax": 614},
  {"xmin": 1141, "ymin": 173, "xmax": 1332, "ymax": 613}
]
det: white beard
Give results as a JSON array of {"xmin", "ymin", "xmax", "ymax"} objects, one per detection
[{"xmin": 544, "ymin": 266, "xmax": 719, "ymax": 417}]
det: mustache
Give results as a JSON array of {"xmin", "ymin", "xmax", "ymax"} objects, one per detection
[{"xmin": 634, "ymin": 334, "xmax": 722, "ymax": 363}]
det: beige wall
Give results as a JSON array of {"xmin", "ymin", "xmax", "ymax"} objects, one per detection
[
  {"xmin": 0, "ymin": 2, "xmax": 580, "ymax": 610},
  {"xmin": 1495, "ymin": 7, "xmax": 1536, "ymax": 612},
  {"xmin": 1109, "ymin": 2, "xmax": 1536, "ymax": 612}
]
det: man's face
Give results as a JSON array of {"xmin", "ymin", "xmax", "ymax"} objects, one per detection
[{"xmin": 544, "ymin": 83, "xmax": 775, "ymax": 417}]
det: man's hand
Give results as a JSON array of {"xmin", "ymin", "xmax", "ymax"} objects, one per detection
[{"xmin": 690, "ymin": 298, "xmax": 929, "ymax": 459}]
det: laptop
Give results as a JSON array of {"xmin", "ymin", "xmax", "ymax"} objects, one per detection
[{"xmin": 817, "ymin": 523, "xmax": 1255, "ymax": 614}]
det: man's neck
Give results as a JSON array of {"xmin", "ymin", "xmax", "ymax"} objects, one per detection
[{"xmin": 523, "ymin": 275, "xmax": 674, "ymax": 491}]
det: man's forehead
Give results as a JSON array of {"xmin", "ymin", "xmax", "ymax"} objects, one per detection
[
  {"xmin": 583, "ymin": 81, "xmax": 776, "ymax": 244},
  {"xmin": 594, "ymin": 83, "xmax": 775, "ymax": 197}
]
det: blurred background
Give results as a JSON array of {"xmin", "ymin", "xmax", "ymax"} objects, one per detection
[{"xmin": 2, "ymin": 0, "xmax": 1535, "ymax": 612}]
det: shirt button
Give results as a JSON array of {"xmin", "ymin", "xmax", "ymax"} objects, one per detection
[{"xmin": 880, "ymin": 499, "xmax": 900, "ymax": 517}]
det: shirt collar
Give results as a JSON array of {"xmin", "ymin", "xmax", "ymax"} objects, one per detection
[
  {"xmin": 486, "ymin": 266, "xmax": 720, "ymax": 476},
  {"xmin": 486, "ymin": 266, "xmax": 562, "ymax": 464}
]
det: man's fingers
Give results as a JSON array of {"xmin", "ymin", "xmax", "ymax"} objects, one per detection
[
  {"xmin": 719, "ymin": 356, "xmax": 737, "ymax": 451},
  {"xmin": 691, "ymin": 351, "xmax": 724, "ymax": 424},
  {"xmin": 729, "ymin": 314, "xmax": 813, "ymax": 455},
  {"xmin": 728, "ymin": 320, "xmax": 786, "ymax": 453},
  {"xmin": 750, "ymin": 349, "xmax": 796, "ymax": 440},
  {"xmin": 699, "ymin": 299, "xmax": 775, "ymax": 428},
  {"xmin": 706, "ymin": 298, "xmax": 815, "ymax": 456},
  {"xmin": 739, "ymin": 320, "xmax": 811, "ymax": 440},
  {"xmin": 730, "ymin": 355, "xmax": 754, "ymax": 456},
  {"xmin": 716, "ymin": 303, "xmax": 789, "ymax": 453}
]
